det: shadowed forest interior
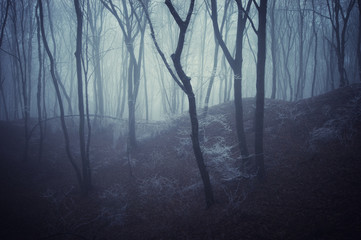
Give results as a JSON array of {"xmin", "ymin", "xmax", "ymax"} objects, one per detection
[{"xmin": 0, "ymin": 0, "xmax": 361, "ymax": 239}]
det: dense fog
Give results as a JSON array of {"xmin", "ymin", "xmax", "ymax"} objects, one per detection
[
  {"xmin": 0, "ymin": 0, "xmax": 361, "ymax": 239},
  {"xmin": 1, "ymin": 0, "xmax": 359, "ymax": 122}
]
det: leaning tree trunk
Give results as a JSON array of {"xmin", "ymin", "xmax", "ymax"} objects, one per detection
[
  {"xmin": 165, "ymin": 0, "xmax": 214, "ymax": 207},
  {"xmin": 139, "ymin": 0, "xmax": 214, "ymax": 208},
  {"xmin": 38, "ymin": 0, "xmax": 82, "ymax": 189}
]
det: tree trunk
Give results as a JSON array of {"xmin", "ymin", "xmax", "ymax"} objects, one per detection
[
  {"xmin": 74, "ymin": 0, "xmax": 91, "ymax": 195},
  {"xmin": 188, "ymin": 90, "xmax": 214, "ymax": 207},
  {"xmin": 255, "ymin": 0, "xmax": 268, "ymax": 181},
  {"xmin": 203, "ymin": 38, "xmax": 219, "ymax": 119},
  {"xmin": 295, "ymin": 1, "xmax": 305, "ymax": 100},
  {"xmin": 270, "ymin": 0, "xmax": 277, "ymax": 99},
  {"xmin": 210, "ymin": 0, "xmax": 252, "ymax": 159},
  {"xmin": 35, "ymin": 5, "xmax": 44, "ymax": 162},
  {"xmin": 358, "ymin": 0, "xmax": 361, "ymax": 82},
  {"xmin": 311, "ymin": 0, "xmax": 318, "ymax": 97},
  {"xmin": 38, "ymin": 0, "xmax": 82, "ymax": 190}
]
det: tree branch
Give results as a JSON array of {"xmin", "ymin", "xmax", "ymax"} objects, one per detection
[{"xmin": 137, "ymin": 0, "xmax": 185, "ymax": 92}]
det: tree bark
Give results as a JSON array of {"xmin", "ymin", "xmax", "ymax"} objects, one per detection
[
  {"xmin": 38, "ymin": 0, "xmax": 82, "ymax": 189},
  {"xmin": 35, "ymin": 3, "xmax": 44, "ymax": 162},
  {"xmin": 139, "ymin": 0, "xmax": 214, "ymax": 207},
  {"xmin": 357, "ymin": 0, "xmax": 361, "ymax": 82},
  {"xmin": 270, "ymin": 0, "xmax": 277, "ymax": 99},
  {"xmin": 210, "ymin": 0, "xmax": 252, "ymax": 159},
  {"xmin": 254, "ymin": 0, "xmax": 268, "ymax": 180},
  {"xmin": 74, "ymin": 0, "xmax": 91, "ymax": 195}
]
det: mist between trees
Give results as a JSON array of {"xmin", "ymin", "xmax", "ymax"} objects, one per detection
[{"xmin": 0, "ymin": 0, "xmax": 360, "ymax": 205}]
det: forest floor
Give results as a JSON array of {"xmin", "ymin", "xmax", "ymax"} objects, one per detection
[{"xmin": 1, "ymin": 84, "xmax": 361, "ymax": 240}]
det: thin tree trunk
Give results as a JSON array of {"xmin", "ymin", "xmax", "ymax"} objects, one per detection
[
  {"xmin": 295, "ymin": 1, "xmax": 305, "ymax": 100},
  {"xmin": 311, "ymin": 0, "xmax": 318, "ymax": 97},
  {"xmin": 255, "ymin": 0, "xmax": 268, "ymax": 181},
  {"xmin": 142, "ymin": 49, "xmax": 149, "ymax": 121},
  {"xmin": 270, "ymin": 0, "xmax": 277, "ymax": 99},
  {"xmin": 0, "ymin": 74, "xmax": 9, "ymax": 121},
  {"xmin": 357, "ymin": 0, "xmax": 361, "ymax": 82},
  {"xmin": 35, "ymin": 4, "xmax": 44, "ymax": 161},
  {"xmin": 46, "ymin": 0, "xmax": 73, "ymax": 114},
  {"xmin": 203, "ymin": 37, "xmax": 219, "ymax": 118},
  {"xmin": 140, "ymin": 0, "xmax": 214, "ymax": 207},
  {"xmin": 74, "ymin": 0, "xmax": 91, "ymax": 195},
  {"xmin": 38, "ymin": 0, "xmax": 82, "ymax": 189},
  {"xmin": 210, "ymin": 0, "xmax": 252, "ymax": 159}
]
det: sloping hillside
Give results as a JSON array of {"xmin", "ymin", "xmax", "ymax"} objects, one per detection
[{"xmin": 1, "ymin": 84, "xmax": 361, "ymax": 239}]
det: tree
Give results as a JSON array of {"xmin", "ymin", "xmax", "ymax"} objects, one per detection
[
  {"xmin": 102, "ymin": 0, "xmax": 147, "ymax": 150},
  {"xmin": 87, "ymin": 0, "xmax": 105, "ymax": 118},
  {"xmin": 0, "ymin": 0, "xmax": 10, "ymax": 121},
  {"xmin": 139, "ymin": 0, "xmax": 215, "ymax": 208},
  {"xmin": 38, "ymin": 0, "xmax": 90, "ymax": 193},
  {"xmin": 8, "ymin": 0, "xmax": 36, "ymax": 161},
  {"xmin": 253, "ymin": 0, "xmax": 268, "ymax": 180},
  {"xmin": 35, "ymin": 3, "xmax": 44, "ymax": 161},
  {"xmin": 74, "ymin": 0, "xmax": 91, "ymax": 194},
  {"xmin": 210, "ymin": 0, "xmax": 252, "ymax": 160},
  {"xmin": 295, "ymin": 0, "xmax": 306, "ymax": 100},
  {"xmin": 203, "ymin": 0, "xmax": 229, "ymax": 118},
  {"xmin": 327, "ymin": 0, "xmax": 356, "ymax": 87},
  {"xmin": 269, "ymin": 0, "xmax": 277, "ymax": 99},
  {"xmin": 357, "ymin": 0, "xmax": 361, "ymax": 81},
  {"xmin": 311, "ymin": 0, "xmax": 318, "ymax": 97}
]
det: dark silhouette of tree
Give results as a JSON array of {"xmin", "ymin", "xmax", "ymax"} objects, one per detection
[
  {"xmin": 38, "ymin": 0, "xmax": 92, "ymax": 194},
  {"xmin": 357, "ymin": 0, "xmax": 361, "ymax": 81},
  {"xmin": 8, "ymin": 0, "xmax": 35, "ymax": 161},
  {"xmin": 0, "ymin": 0, "xmax": 10, "ymax": 121},
  {"xmin": 295, "ymin": 0, "xmax": 306, "ymax": 100},
  {"xmin": 45, "ymin": 0, "xmax": 73, "ymax": 115},
  {"xmin": 210, "ymin": 0, "xmax": 252, "ymax": 160},
  {"xmin": 311, "ymin": 0, "xmax": 318, "ymax": 97},
  {"xmin": 269, "ymin": 0, "xmax": 277, "ymax": 99},
  {"xmin": 326, "ymin": 0, "xmax": 356, "ymax": 87},
  {"xmin": 74, "ymin": 0, "xmax": 91, "ymax": 195},
  {"xmin": 139, "ymin": 0, "xmax": 215, "ymax": 208},
  {"xmin": 87, "ymin": 0, "xmax": 105, "ymax": 118},
  {"xmin": 102, "ymin": 0, "xmax": 146, "ymax": 151},
  {"xmin": 38, "ymin": 0, "xmax": 82, "ymax": 187},
  {"xmin": 203, "ymin": 0, "xmax": 229, "ymax": 118},
  {"xmin": 253, "ymin": 0, "xmax": 268, "ymax": 180},
  {"xmin": 35, "ymin": 3, "xmax": 44, "ymax": 162}
]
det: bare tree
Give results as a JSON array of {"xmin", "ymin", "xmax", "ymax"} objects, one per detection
[
  {"xmin": 311, "ymin": 0, "xmax": 318, "ymax": 97},
  {"xmin": 0, "ymin": 0, "xmax": 10, "ymax": 121},
  {"xmin": 35, "ymin": 3, "xmax": 44, "ymax": 161},
  {"xmin": 357, "ymin": 0, "xmax": 361, "ymax": 81},
  {"xmin": 139, "ymin": 0, "xmax": 215, "ymax": 208},
  {"xmin": 203, "ymin": 0, "xmax": 229, "ymax": 118},
  {"xmin": 210, "ymin": 0, "xmax": 252, "ymax": 159},
  {"xmin": 295, "ymin": 0, "xmax": 306, "ymax": 100},
  {"xmin": 102, "ymin": 0, "xmax": 146, "ymax": 150},
  {"xmin": 87, "ymin": 0, "xmax": 105, "ymax": 118},
  {"xmin": 253, "ymin": 0, "xmax": 268, "ymax": 180},
  {"xmin": 327, "ymin": 0, "xmax": 356, "ymax": 87},
  {"xmin": 74, "ymin": 0, "xmax": 91, "ymax": 194},
  {"xmin": 269, "ymin": 0, "xmax": 277, "ymax": 99},
  {"xmin": 38, "ymin": 0, "xmax": 83, "ymax": 190}
]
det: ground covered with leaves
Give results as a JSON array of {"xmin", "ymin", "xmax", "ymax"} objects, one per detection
[{"xmin": 1, "ymin": 84, "xmax": 361, "ymax": 239}]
